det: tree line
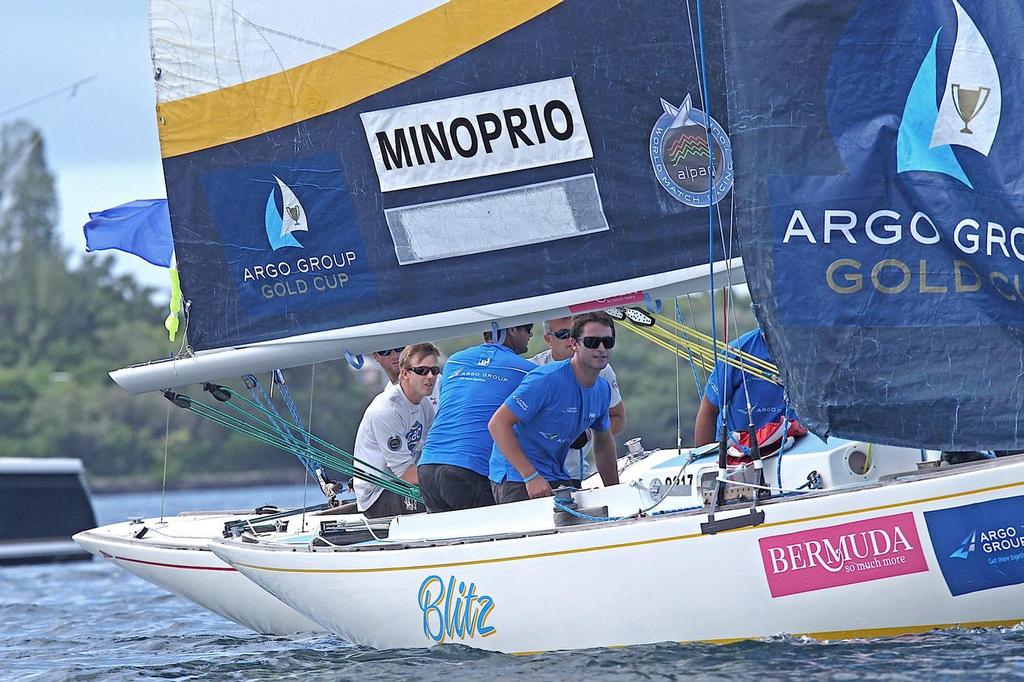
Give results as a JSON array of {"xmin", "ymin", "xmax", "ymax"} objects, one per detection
[{"xmin": 0, "ymin": 120, "xmax": 754, "ymax": 487}]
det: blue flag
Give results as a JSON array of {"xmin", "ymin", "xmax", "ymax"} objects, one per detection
[{"xmin": 83, "ymin": 199, "xmax": 173, "ymax": 267}]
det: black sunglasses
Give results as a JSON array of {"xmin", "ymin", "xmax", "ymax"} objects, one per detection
[
  {"xmin": 579, "ymin": 335, "xmax": 615, "ymax": 349},
  {"xmin": 407, "ymin": 365, "xmax": 441, "ymax": 376},
  {"xmin": 376, "ymin": 347, "xmax": 405, "ymax": 356},
  {"xmin": 550, "ymin": 328, "xmax": 572, "ymax": 340}
]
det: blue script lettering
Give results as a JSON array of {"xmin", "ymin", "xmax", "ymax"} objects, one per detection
[{"xmin": 417, "ymin": 575, "xmax": 497, "ymax": 643}]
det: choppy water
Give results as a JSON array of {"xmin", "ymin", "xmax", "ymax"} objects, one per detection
[{"xmin": 3, "ymin": 484, "xmax": 1024, "ymax": 681}]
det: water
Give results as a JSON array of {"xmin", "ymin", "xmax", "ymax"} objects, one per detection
[{"xmin": 3, "ymin": 485, "xmax": 1024, "ymax": 681}]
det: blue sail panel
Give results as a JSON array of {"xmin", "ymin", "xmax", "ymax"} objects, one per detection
[{"xmin": 719, "ymin": 0, "xmax": 1024, "ymax": 449}]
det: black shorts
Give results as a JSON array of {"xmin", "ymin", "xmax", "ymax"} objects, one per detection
[
  {"xmin": 491, "ymin": 479, "xmax": 574, "ymax": 504},
  {"xmin": 363, "ymin": 489, "xmax": 425, "ymax": 518},
  {"xmin": 417, "ymin": 464, "xmax": 495, "ymax": 513}
]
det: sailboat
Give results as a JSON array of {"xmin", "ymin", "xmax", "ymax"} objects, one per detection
[{"xmin": 95, "ymin": 0, "xmax": 1024, "ymax": 651}]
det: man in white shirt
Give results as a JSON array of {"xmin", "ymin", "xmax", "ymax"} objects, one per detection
[
  {"xmin": 531, "ymin": 316, "xmax": 626, "ymax": 483},
  {"xmin": 370, "ymin": 345, "xmax": 440, "ymax": 408},
  {"xmin": 354, "ymin": 343, "xmax": 441, "ymax": 518}
]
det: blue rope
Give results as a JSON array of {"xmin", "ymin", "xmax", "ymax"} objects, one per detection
[
  {"xmin": 650, "ymin": 504, "xmax": 705, "ymax": 517},
  {"xmin": 273, "ymin": 370, "xmax": 313, "ymax": 452},
  {"xmin": 344, "ymin": 350, "xmax": 364, "ymax": 369},
  {"xmin": 491, "ymin": 321, "xmax": 506, "ymax": 345},
  {"xmin": 694, "ymin": 0, "xmax": 724, "ymax": 434},
  {"xmin": 243, "ymin": 373, "xmax": 320, "ymax": 479},
  {"xmin": 553, "ymin": 498, "xmax": 626, "ymax": 522}
]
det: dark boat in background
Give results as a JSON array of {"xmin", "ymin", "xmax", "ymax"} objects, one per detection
[{"xmin": 0, "ymin": 458, "xmax": 96, "ymax": 565}]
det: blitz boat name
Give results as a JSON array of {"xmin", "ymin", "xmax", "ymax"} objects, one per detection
[{"xmin": 243, "ymin": 251, "xmax": 358, "ymax": 300}]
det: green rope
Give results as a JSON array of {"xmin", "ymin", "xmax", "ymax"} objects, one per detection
[
  {"xmin": 212, "ymin": 391, "xmax": 415, "ymax": 494},
  {"xmin": 168, "ymin": 389, "xmax": 422, "ymax": 501}
]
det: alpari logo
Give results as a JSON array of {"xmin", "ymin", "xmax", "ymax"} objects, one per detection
[
  {"xmin": 264, "ymin": 175, "xmax": 309, "ymax": 250},
  {"xmin": 649, "ymin": 94, "xmax": 733, "ymax": 207},
  {"xmin": 897, "ymin": 0, "xmax": 1002, "ymax": 189},
  {"xmin": 950, "ymin": 530, "xmax": 976, "ymax": 559}
]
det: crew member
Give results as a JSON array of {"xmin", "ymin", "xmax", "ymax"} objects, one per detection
[
  {"xmin": 488, "ymin": 312, "xmax": 620, "ymax": 502},
  {"xmin": 353, "ymin": 343, "xmax": 440, "ymax": 518},
  {"xmin": 371, "ymin": 347, "xmax": 403, "ymax": 384},
  {"xmin": 417, "ymin": 325, "xmax": 536, "ymax": 512},
  {"xmin": 693, "ymin": 327, "xmax": 797, "ymax": 449},
  {"xmin": 532, "ymin": 316, "xmax": 626, "ymax": 484}
]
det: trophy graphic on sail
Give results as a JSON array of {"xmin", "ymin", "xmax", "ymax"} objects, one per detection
[
  {"xmin": 897, "ymin": 0, "xmax": 1001, "ymax": 189},
  {"xmin": 264, "ymin": 175, "xmax": 309, "ymax": 251}
]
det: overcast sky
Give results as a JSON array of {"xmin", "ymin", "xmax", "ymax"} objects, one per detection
[{"xmin": 3, "ymin": 1, "xmax": 168, "ymax": 290}]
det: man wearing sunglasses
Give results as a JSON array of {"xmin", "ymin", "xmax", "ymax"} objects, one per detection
[
  {"xmin": 371, "ymin": 347, "xmax": 404, "ymax": 384},
  {"xmin": 417, "ymin": 324, "xmax": 536, "ymax": 512},
  {"xmin": 370, "ymin": 346, "xmax": 441, "ymax": 409},
  {"xmin": 353, "ymin": 343, "xmax": 440, "ymax": 518},
  {"xmin": 532, "ymin": 316, "xmax": 626, "ymax": 484},
  {"xmin": 488, "ymin": 312, "xmax": 620, "ymax": 502}
]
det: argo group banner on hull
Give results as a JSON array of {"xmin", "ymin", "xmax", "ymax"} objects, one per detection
[
  {"xmin": 151, "ymin": 0, "xmax": 733, "ymax": 351},
  {"xmin": 719, "ymin": 0, "xmax": 1024, "ymax": 449}
]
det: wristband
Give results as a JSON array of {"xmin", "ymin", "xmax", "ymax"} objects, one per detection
[{"xmin": 523, "ymin": 471, "xmax": 542, "ymax": 483}]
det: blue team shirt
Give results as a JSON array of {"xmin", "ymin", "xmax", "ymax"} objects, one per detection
[
  {"xmin": 704, "ymin": 328, "xmax": 792, "ymax": 432},
  {"xmin": 418, "ymin": 343, "xmax": 535, "ymax": 476},
  {"xmin": 489, "ymin": 360, "xmax": 611, "ymax": 484}
]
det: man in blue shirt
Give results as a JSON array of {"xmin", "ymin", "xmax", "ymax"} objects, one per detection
[
  {"xmin": 694, "ymin": 327, "xmax": 792, "ymax": 445},
  {"xmin": 488, "ymin": 312, "xmax": 620, "ymax": 503},
  {"xmin": 417, "ymin": 325, "xmax": 535, "ymax": 512}
]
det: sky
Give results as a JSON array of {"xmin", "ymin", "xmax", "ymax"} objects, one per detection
[{"xmin": 3, "ymin": 2, "xmax": 168, "ymax": 290}]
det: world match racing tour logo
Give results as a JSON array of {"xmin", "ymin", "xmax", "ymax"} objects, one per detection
[
  {"xmin": 649, "ymin": 94, "xmax": 733, "ymax": 207},
  {"xmin": 780, "ymin": 0, "xmax": 1024, "ymax": 310},
  {"xmin": 245, "ymin": 174, "xmax": 359, "ymax": 301}
]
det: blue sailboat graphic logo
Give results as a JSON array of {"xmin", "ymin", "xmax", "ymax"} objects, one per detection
[
  {"xmin": 264, "ymin": 175, "xmax": 309, "ymax": 250},
  {"xmin": 950, "ymin": 530, "xmax": 976, "ymax": 559},
  {"xmin": 896, "ymin": 0, "xmax": 1001, "ymax": 189}
]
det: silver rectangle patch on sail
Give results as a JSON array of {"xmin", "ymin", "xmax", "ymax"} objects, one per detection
[{"xmin": 385, "ymin": 174, "xmax": 609, "ymax": 265}]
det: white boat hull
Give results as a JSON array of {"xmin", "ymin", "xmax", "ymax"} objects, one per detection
[
  {"xmin": 74, "ymin": 512, "xmax": 324, "ymax": 635},
  {"xmin": 210, "ymin": 457, "xmax": 1024, "ymax": 652}
]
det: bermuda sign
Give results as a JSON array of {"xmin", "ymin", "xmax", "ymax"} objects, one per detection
[{"xmin": 759, "ymin": 512, "xmax": 929, "ymax": 598}]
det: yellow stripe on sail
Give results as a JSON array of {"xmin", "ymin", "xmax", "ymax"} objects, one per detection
[{"xmin": 156, "ymin": 0, "xmax": 562, "ymax": 158}]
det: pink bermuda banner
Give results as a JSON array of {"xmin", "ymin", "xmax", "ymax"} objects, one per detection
[{"xmin": 759, "ymin": 512, "xmax": 929, "ymax": 598}]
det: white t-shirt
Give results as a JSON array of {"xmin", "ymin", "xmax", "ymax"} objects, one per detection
[
  {"xmin": 529, "ymin": 349, "xmax": 622, "ymax": 479},
  {"xmin": 353, "ymin": 382, "xmax": 435, "ymax": 511}
]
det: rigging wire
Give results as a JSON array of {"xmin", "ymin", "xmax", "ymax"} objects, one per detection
[
  {"xmin": 160, "ymin": 399, "xmax": 171, "ymax": 523},
  {"xmin": 0, "ymin": 75, "xmax": 97, "ymax": 119},
  {"xmin": 689, "ymin": 0, "xmax": 723, "ymax": 430},
  {"xmin": 302, "ymin": 363, "xmax": 317, "ymax": 532},
  {"xmin": 619, "ymin": 313, "xmax": 780, "ymax": 383}
]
